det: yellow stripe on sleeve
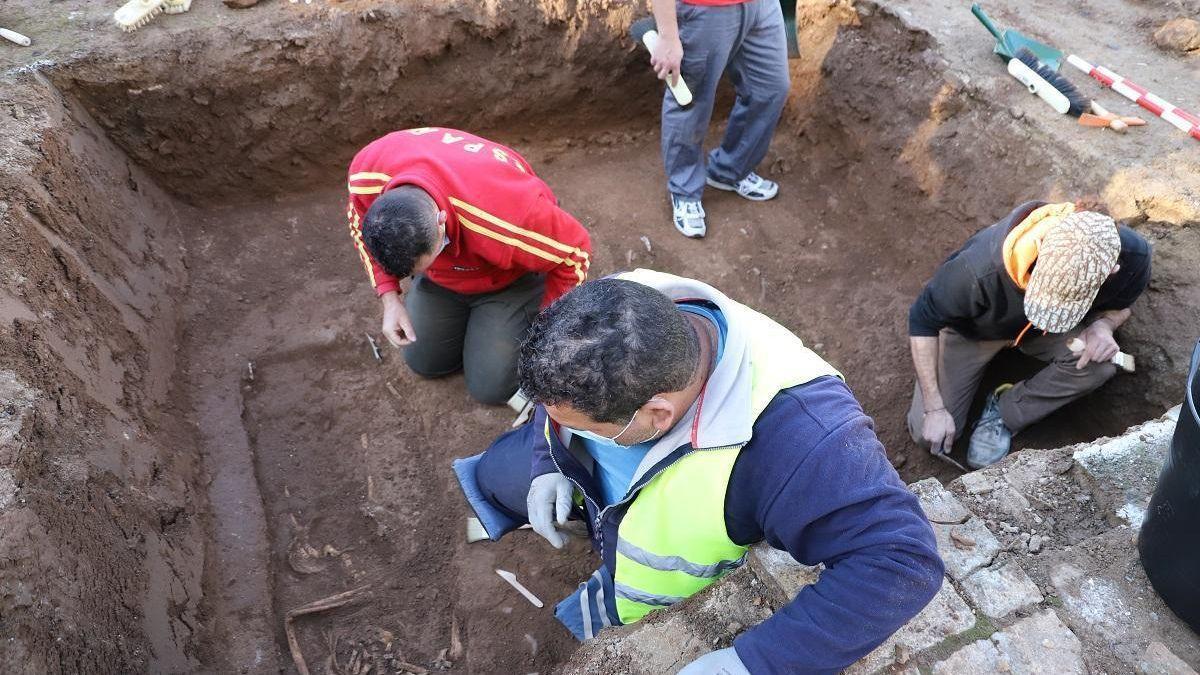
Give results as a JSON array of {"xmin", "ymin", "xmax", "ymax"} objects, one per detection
[
  {"xmin": 347, "ymin": 209, "xmax": 377, "ymax": 286},
  {"xmin": 349, "ymin": 185, "xmax": 386, "ymax": 195},
  {"xmin": 449, "ymin": 197, "xmax": 590, "ymax": 265},
  {"xmin": 349, "ymin": 172, "xmax": 393, "ymax": 183},
  {"xmin": 458, "ymin": 214, "xmax": 586, "ymax": 285}
]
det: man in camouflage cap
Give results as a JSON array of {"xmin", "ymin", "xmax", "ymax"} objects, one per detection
[{"xmin": 906, "ymin": 201, "xmax": 1151, "ymax": 469}]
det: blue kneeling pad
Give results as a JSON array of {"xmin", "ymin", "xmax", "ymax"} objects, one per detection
[{"xmin": 452, "ymin": 452, "xmax": 521, "ymax": 541}]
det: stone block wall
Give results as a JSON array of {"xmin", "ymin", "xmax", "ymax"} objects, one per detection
[{"xmin": 562, "ymin": 408, "xmax": 1199, "ymax": 674}]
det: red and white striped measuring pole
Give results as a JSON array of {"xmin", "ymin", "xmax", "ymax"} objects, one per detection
[{"xmin": 1067, "ymin": 54, "xmax": 1200, "ymax": 142}]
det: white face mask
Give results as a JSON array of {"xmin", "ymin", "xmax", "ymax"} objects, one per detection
[{"xmin": 567, "ymin": 404, "xmax": 663, "ymax": 448}]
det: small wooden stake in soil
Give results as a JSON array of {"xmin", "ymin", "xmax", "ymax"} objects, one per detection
[{"xmin": 284, "ymin": 585, "xmax": 371, "ymax": 675}]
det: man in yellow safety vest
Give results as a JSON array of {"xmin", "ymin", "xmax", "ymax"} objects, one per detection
[{"xmin": 454, "ymin": 270, "xmax": 943, "ymax": 673}]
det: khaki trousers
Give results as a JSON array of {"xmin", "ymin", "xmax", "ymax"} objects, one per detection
[{"xmin": 907, "ymin": 327, "xmax": 1118, "ymax": 448}]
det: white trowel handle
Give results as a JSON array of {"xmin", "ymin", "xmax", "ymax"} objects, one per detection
[
  {"xmin": 641, "ymin": 30, "xmax": 693, "ymax": 106},
  {"xmin": 1, "ymin": 27, "xmax": 32, "ymax": 47}
]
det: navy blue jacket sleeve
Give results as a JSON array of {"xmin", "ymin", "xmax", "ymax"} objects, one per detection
[{"xmin": 725, "ymin": 378, "xmax": 944, "ymax": 674}]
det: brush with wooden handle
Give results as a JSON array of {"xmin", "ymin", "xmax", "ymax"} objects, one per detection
[{"xmin": 1068, "ymin": 338, "xmax": 1135, "ymax": 372}]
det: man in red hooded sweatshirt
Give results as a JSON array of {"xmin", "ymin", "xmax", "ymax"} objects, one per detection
[{"xmin": 346, "ymin": 127, "xmax": 593, "ymax": 405}]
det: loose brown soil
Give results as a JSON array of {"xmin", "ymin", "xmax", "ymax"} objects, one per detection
[{"xmin": 2, "ymin": 0, "xmax": 1199, "ymax": 673}]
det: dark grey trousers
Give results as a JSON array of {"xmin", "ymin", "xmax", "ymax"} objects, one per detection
[
  {"xmin": 907, "ymin": 327, "xmax": 1118, "ymax": 447},
  {"xmin": 662, "ymin": 0, "xmax": 791, "ymax": 200},
  {"xmin": 403, "ymin": 274, "xmax": 544, "ymax": 405}
]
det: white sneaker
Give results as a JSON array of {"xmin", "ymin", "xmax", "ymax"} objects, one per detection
[
  {"xmin": 706, "ymin": 171, "xmax": 779, "ymax": 201},
  {"xmin": 671, "ymin": 195, "xmax": 707, "ymax": 238}
]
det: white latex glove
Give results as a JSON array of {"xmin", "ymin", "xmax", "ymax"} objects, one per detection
[
  {"xmin": 677, "ymin": 647, "xmax": 751, "ymax": 675},
  {"xmin": 527, "ymin": 472, "xmax": 574, "ymax": 549}
]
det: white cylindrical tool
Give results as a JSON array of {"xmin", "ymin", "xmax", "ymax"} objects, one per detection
[
  {"xmin": 630, "ymin": 18, "xmax": 693, "ymax": 107},
  {"xmin": 640, "ymin": 30, "xmax": 693, "ymax": 106},
  {"xmin": 1, "ymin": 27, "xmax": 31, "ymax": 46}
]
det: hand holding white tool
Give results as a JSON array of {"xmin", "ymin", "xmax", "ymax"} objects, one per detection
[
  {"xmin": 1, "ymin": 27, "xmax": 32, "ymax": 46},
  {"xmin": 1068, "ymin": 338, "xmax": 1135, "ymax": 372},
  {"xmin": 630, "ymin": 18, "xmax": 693, "ymax": 106}
]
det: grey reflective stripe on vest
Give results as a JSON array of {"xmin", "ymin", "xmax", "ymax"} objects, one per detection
[
  {"xmin": 580, "ymin": 581, "xmax": 594, "ymax": 640},
  {"xmin": 613, "ymin": 581, "xmax": 686, "ymax": 607},
  {"xmin": 617, "ymin": 537, "xmax": 748, "ymax": 579},
  {"xmin": 592, "ymin": 571, "xmax": 612, "ymax": 628}
]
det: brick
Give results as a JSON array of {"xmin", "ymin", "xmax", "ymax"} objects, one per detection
[
  {"xmin": 933, "ymin": 517, "xmax": 1001, "ymax": 580},
  {"xmin": 1139, "ymin": 641, "xmax": 1199, "ymax": 675},
  {"xmin": 991, "ymin": 610, "xmax": 1086, "ymax": 674},
  {"xmin": 910, "ymin": 478, "xmax": 970, "ymax": 524},
  {"xmin": 1072, "ymin": 408, "xmax": 1180, "ymax": 528},
  {"xmin": 961, "ymin": 562, "xmax": 1044, "ymax": 619},
  {"xmin": 748, "ymin": 545, "xmax": 820, "ymax": 607},
  {"xmin": 934, "ymin": 611, "xmax": 1086, "ymax": 675},
  {"xmin": 846, "ymin": 582, "xmax": 976, "ymax": 674},
  {"xmin": 561, "ymin": 567, "xmax": 772, "ymax": 675},
  {"xmin": 1050, "ymin": 563, "xmax": 1131, "ymax": 640},
  {"xmin": 933, "ymin": 639, "xmax": 1003, "ymax": 675},
  {"xmin": 1046, "ymin": 530, "xmax": 1200, "ymax": 671}
]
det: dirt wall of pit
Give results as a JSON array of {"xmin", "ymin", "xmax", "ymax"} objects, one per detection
[
  {"xmin": 1, "ymin": 0, "xmax": 1197, "ymax": 672},
  {"xmin": 47, "ymin": 0, "xmax": 659, "ymax": 204},
  {"xmin": 0, "ymin": 74, "xmax": 201, "ymax": 672}
]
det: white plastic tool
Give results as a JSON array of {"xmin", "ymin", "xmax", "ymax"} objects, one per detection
[
  {"xmin": 0, "ymin": 27, "xmax": 31, "ymax": 46},
  {"xmin": 1067, "ymin": 338, "xmax": 1135, "ymax": 372},
  {"xmin": 163, "ymin": 0, "xmax": 193, "ymax": 14},
  {"xmin": 495, "ymin": 569, "xmax": 544, "ymax": 608},
  {"xmin": 1007, "ymin": 56, "xmax": 1069, "ymax": 114},
  {"xmin": 114, "ymin": 0, "xmax": 167, "ymax": 32},
  {"xmin": 640, "ymin": 30, "xmax": 693, "ymax": 106}
]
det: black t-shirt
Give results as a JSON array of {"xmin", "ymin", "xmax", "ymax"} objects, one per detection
[{"xmin": 908, "ymin": 201, "xmax": 1152, "ymax": 341}]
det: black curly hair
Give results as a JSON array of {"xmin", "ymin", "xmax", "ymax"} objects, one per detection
[{"xmin": 518, "ymin": 278, "xmax": 700, "ymax": 423}]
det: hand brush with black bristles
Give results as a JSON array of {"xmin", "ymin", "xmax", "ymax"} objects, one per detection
[{"xmin": 1008, "ymin": 47, "xmax": 1088, "ymax": 116}]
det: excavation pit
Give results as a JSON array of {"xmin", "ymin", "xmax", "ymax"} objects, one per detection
[{"xmin": 2, "ymin": 1, "xmax": 1199, "ymax": 673}]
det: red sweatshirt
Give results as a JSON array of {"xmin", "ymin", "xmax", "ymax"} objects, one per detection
[{"xmin": 346, "ymin": 128, "xmax": 591, "ymax": 307}]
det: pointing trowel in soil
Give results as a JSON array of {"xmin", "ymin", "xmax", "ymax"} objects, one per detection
[
  {"xmin": 630, "ymin": 17, "xmax": 693, "ymax": 106},
  {"xmin": 496, "ymin": 569, "xmax": 544, "ymax": 608}
]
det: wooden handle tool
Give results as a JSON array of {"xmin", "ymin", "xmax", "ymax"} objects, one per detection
[{"xmin": 1068, "ymin": 338, "xmax": 1135, "ymax": 372}]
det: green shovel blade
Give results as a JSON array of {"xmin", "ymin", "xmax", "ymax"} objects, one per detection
[
  {"xmin": 1003, "ymin": 33, "xmax": 1062, "ymax": 70},
  {"xmin": 972, "ymin": 3, "xmax": 1063, "ymax": 71}
]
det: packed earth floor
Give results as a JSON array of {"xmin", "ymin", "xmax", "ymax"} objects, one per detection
[{"xmin": 1, "ymin": 0, "xmax": 1199, "ymax": 673}]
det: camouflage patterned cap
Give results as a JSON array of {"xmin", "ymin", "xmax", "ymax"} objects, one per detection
[{"xmin": 1024, "ymin": 211, "xmax": 1121, "ymax": 333}]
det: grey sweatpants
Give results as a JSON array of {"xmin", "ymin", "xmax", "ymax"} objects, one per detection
[
  {"xmin": 663, "ymin": 0, "xmax": 791, "ymax": 200},
  {"xmin": 403, "ymin": 274, "xmax": 544, "ymax": 405},
  {"xmin": 907, "ymin": 327, "xmax": 1118, "ymax": 447}
]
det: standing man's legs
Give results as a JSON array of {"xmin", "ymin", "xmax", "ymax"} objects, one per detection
[
  {"xmin": 706, "ymin": 0, "xmax": 790, "ymax": 189},
  {"xmin": 999, "ymin": 329, "xmax": 1119, "ymax": 432},
  {"xmin": 463, "ymin": 274, "xmax": 545, "ymax": 405},
  {"xmin": 907, "ymin": 329, "xmax": 1009, "ymax": 448},
  {"xmin": 403, "ymin": 275, "xmax": 471, "ymax": 378},
  {"xmin": 661, "ymin": 3, "xmax": 742, "ymax": 237},
  {"xmin": 661, "ymin": 4, "xmax": 739, "ymax": 201}
]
